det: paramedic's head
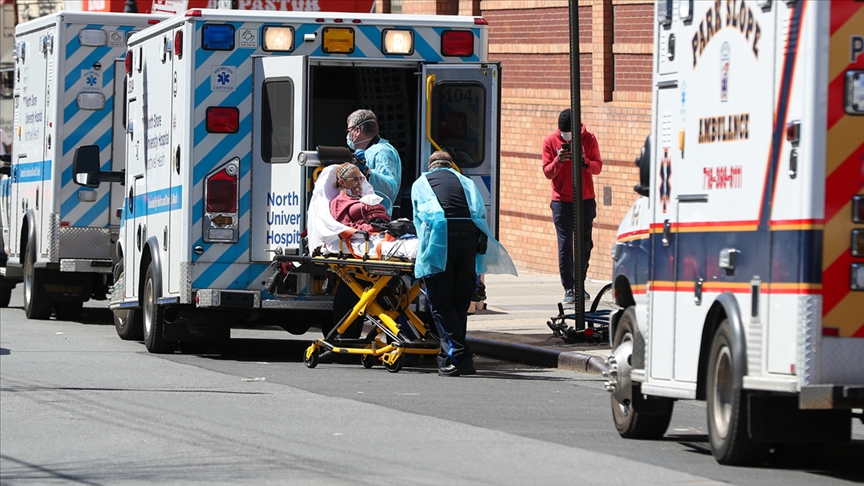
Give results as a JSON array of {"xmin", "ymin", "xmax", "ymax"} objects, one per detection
[
  {"xmin": 346, "ymin": 109, "xmax": 379, "ymax": 151},
  {"xmin": 428, "ymin": 151, "xmax": 453, "ymax": 170},
  {"xmin": 334, "ymin": 162, "xmax": 364, "ymax": 199},
  {"xmin": 558, "ymin": 108, "xmax": 572, "ymax": 141}
]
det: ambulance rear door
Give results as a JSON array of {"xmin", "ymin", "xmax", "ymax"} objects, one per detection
[
  {"xmin": 250, "ymin": 55, "xmax": 307, "ymax": 262},
  {"xmin": 420, "ymin": 64, "xmax": 500, "ymax": 234}
]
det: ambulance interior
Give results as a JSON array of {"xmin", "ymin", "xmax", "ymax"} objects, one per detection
[{"xmin": 307, "ymin": 65, "xmax": 420, "ymax": 219}]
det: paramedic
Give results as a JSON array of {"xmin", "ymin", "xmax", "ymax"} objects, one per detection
[
  {"xmin": 542, "ymin": 108, "xmax": 603, "ymax": 304},
  {"xmin": 412, "ymin": 151, "xmax": 517, "ymax": 377},
  {"xmin": 346, "ymin": 109, "xmax": 401, "ymax": 217},
  {"xmin": 330, "ymin": 162, "xmax": 390, "ymax": 234}
]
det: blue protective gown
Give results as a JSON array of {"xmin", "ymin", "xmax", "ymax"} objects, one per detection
[
  {"xmin": 364, "ymin": 138, "xmax": 402, "ymax": 216},
  {"xmin": 411, "ymin": 168, "xmax": 518, "ymax": 279}
]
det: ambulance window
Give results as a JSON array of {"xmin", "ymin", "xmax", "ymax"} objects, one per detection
[
  {"xmin": 261, "ymin": 79, "xmax": 294, "ymax": 163},
  {"xmin": 430, "ymin": 82, "xmax": 485, "ymax": 169}
]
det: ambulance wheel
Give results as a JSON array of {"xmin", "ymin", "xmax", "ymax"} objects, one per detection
[
  {"xmin": 304, "ymin": 346, "xmax": 319, "ymax": 369},
  {"xmin": 0, "ymin": 285, "xmax": 11, "ymax": 308},
  {"xmin": 610, "ymin": 307, "xmax": 673, "ymax": 439},
  {"xmin": 707, "ymin": 319, "xmax": 767, "ymax": 465},
  {"xmin": 142, "ymin": 264, "xmax": 175, "ymax": 354},
  {"xmin": 23, "ymin": 242, "xmax": 52, "ymax": 320},
  {"xmin": 112, "ymin": 266, "xmax": 143, "ymax": 340},
  {"xmin": 54, "ymin": 301, "xmax": 83, "ymax": 321}
]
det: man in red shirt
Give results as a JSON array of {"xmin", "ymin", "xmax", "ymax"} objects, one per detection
[{"xmin": 542, "ymin": 108, "xmax": 603, "ymax": 304}]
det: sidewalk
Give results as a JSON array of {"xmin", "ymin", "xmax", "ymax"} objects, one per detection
[{"xmin": 466, "ymin": 273, "xmax": 612, "ymax": 375}]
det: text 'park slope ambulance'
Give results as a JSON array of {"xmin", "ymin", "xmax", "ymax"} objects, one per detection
[{"xmin": 73, "ymin": 9, "xmax": 502, "ymax": 353}]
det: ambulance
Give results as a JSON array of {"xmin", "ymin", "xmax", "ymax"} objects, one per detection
[
  {"xmin": 72, "ymin": 9, "xmax": 500, "ymax": 353},
  {"xmin": 0, "ymin": 12, "xmax": 165, "ymax": 317},
  {"xmin": 604, "ymin": 0, "xmax": 864, "ymax": 465}
]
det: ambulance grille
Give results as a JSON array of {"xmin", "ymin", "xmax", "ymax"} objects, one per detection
[{"xmin": 354, "ymin": 67, "xmax": 412, "ymax": 162}]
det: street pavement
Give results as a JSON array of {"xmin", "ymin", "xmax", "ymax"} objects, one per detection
[{"xmin": 467, "ymin": 273, "xmax": 612, "ymax": 375}]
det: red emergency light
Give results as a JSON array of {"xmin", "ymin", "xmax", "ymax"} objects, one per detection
[
  {"xmin": 125, "ymin": 50, "xmax": 132, "ymax": 76},
  {"xmin": 206, "ymin": 107, "xmax": 240, "ymax": 134},
  {"xmin": 441, "ymin": 30, "xmax": 473, "ymax": 57},
  {"xmin": 174, "ymin": 31, "xmax": 183, "ymax": 59}
]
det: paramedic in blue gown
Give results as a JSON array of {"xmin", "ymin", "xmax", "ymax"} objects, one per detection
[
  {"xmin": 412, "ymin": 151, "xmax": 517, "ymax": 377},
  {"xmin": 326, "ymin": 109, "xmax": 403, "ymax": 340}
]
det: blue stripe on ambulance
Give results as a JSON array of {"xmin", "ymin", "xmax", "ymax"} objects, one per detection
[{"xmin": 13, "ymin": 161, "xmax": 52, "ymax": 183}]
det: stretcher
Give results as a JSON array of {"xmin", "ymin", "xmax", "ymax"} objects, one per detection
[{"xmin": 271, "ymin": 246, "xmax": 440, "ymax": 372}]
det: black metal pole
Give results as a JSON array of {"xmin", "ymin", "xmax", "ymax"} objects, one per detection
[
  {"xmin": 568, "ymin": 0, "xmax": 585, "ymax": 329},
  {"xmin": 124, "ymin": 0, "xmax": 139, "ymax": 13}
]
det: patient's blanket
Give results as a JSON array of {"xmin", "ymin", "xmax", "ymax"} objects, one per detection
[{"xmin": 308, "ymin": 165, "xmax": 418, "ymax": 260}]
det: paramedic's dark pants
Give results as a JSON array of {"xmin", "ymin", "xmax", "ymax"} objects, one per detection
[
  {"xmin": 551, "ymin": 198, "xmax": 596, "ymax": 291},
  {"xmin": 423, "ymin": 232, "xmax": 478, "ymax": 369}
]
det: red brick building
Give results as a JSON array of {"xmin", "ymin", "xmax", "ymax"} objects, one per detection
[{"xmin": 384, "ymin": 0, "xmax": 655, "ymax": 282}]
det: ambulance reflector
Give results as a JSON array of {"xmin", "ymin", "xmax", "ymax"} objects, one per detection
[
  {"xmin": 206, "ymin": 107, "xmax": 239, "ymax": 133},
  {"xmin": 125, "ymin": 50, "xmax": 132, "ymax": 76},
  {"xmin": 474, "ymin": 18, "xmax": 488, "ymax": 25},
  {"xmin": 441, "ymin": 30, "xmax": 473, "ymax": 57},
  {"xmin": 786, "ymin": 120, "xmax": 800, "ymax": 144},
  {"xmin": 823, "ymin": 327, "xmax": 840, "ymax": 337},
  {"xmin": 186, "ymin": 9, "xmax": 202, "ymax": 17}
]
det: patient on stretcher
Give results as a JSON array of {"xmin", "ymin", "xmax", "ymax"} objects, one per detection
[{"xmin": 307, "ymin": 161, "xmax": 418, "ymax": 260}]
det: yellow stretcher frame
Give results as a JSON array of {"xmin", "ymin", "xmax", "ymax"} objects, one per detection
[{"xmin": 273, "ymin": 251, "xmax": 440, "ymax": 372}]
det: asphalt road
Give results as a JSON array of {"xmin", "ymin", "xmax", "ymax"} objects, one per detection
[{"xmin": 1, "ymin": 295, "xmax": 862, "ymax": 485}]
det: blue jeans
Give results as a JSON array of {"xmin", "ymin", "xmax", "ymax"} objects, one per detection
[{"xmin": 551, "ymin": 199, "xmax": 596, "ymax": 290}]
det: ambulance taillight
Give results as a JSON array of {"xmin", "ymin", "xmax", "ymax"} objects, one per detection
[
  {"xmin": 125, "ymin": 50, "xmax": 132, "ymax": 76},
  {"xmin": 206, "ymin": 168, "xmax": 237, "ymax": 214},
  {"xmin": 174, "ymin": 31, "xmax": 182, "ymax": 59},
  {"xmin": 205, "ymin": 107, "xmax": 239, "ymax": 133},
  {"xmin": 441, "ymin": 30, "xmax": 473, "ymax": 57}
]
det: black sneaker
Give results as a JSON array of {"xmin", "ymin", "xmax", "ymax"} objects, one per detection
[{"xmin": 438, "ymin": 364, "xmax": 461, "ymax": 377}]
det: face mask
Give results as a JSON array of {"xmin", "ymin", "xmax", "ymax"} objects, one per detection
[
  {"xmin": 561, "ymin": 131, "xmax": 572, "ymax": 141},
  {"xmin": 346, "ymin": 132, "xmax": 355, "ymax": 151}
]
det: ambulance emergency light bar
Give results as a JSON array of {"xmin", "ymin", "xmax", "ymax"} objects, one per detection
[{"xmin": 263, "ymin": 26, "xmax": 294, "ymax": 52}]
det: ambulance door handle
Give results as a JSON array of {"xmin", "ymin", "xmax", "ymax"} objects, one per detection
[
  {"xmin": 788, "ymin": 148, "xmax": 798, "ymax": 179},
  {"xmin": 694, "ymin": 278, "xmax": 704, "ymax": 306},
  {"xmin": 137, "ymin": 224, "xmax": 142, "ymax": 251},
  {"xmin": 662, "ymin": 219, "xmax": 671, "ymax": 247}
]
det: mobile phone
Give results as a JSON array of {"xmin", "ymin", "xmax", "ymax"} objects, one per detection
[{"xmin": 561, "ymin": 143, "xmax": 570, "ymax": 151}]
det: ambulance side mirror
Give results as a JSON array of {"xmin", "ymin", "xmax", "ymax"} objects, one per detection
[
  {"xmin": 634, "ymin": 135, "xmax": 651, "ymax": 197},
  {"xmin": 73, "ymin": 145, "xmax": 125, "ymax": 188}
]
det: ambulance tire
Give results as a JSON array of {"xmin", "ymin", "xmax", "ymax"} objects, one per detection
[
  {"xmin": 54, "ymin": 301, "xmax": 83, "ymax": 321},
  {"xmin": 0, "ymin": 285, "xmax": 11, "ymax": 308},
  {"xmin": 707, "ymin": 320, "xmax": 767, "ymax": 465},
  {"xmin": 610, "ymin": 307, "xmax": 674, "ymax": 439},
  {"xmin": 142, "ymin": 264, "xmax": 175, "ymax": 354},
  {"xmin": 113, "ymin": 266, "xmax": 144, "ymax": 341},
  {"xmin": 23, "ymin": 242, "xmax": 52, "ymax": 320}
]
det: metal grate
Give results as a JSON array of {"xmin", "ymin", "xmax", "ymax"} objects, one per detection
[{"xmin": 354, "ymin": 67, "xmax": 412, "ymax": 160}]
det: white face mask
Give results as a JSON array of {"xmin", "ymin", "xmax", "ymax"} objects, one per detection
[{"xmin": 561, "ymin": 131, "xmax": 572, "ymax": 141}]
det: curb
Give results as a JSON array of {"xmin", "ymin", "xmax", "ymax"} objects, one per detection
[{"xmin": 467, "ymin": 336, "xmax": 610, "ymax": 375}]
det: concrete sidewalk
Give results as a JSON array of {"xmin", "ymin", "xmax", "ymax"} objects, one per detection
[{"xmin": 466, "ymin": 273, "xmax": 612, "ymax": 375}]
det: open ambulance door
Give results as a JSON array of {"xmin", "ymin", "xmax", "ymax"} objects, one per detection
[
  {"xmin": 420, "ymin": 64, "xmax": 501, "ymax": 235},
  {"xmin": 250, "ymin": 56, "xmax": 307, "ymax": 262}
]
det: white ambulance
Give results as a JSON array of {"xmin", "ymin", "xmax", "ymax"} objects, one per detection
[
  {"xmin": 605, "ymin": 0, "xmax": 863, "ymax": 465},
  {"xmin": 0, "ymin": 12, "xmax": 165, "ymax": 317},
  {"xmin": 73, "ymin": 9, "xmax": 500, "ymax": 353}
]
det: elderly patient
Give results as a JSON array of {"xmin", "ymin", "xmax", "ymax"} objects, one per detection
[{"xmin": 329, "ymin": 162, "xmax": 390, "ymax": 235}]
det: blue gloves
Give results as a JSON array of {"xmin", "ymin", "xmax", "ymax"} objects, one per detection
[{"xmin": 353, "ymin": 149, "xmax": 369, "ymax": 175}]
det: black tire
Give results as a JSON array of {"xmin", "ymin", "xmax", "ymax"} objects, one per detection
[
  {"xmin": 142, "ymin": 264, "xmax": 175, "ymax": 354},
  {"xmin": 23, "ymin": 242, "xmax": 51, "ymax": 319},
  {"xmin": 304, "ymin": 346, "xmax": 319, "ymax": 368},
  {"xmin": 54, "ymin": 301, "xmax": 83, "ymax": 321},
  {"xmin": 610, "ymin": 307, "xmax": 674, "ymax": 439},
  {"xmin": 384, "ymin": 355, "xmax": 402, "ymax": 373},
  {"xmin": 0, "ymin": 285, "xmax": 11, "ymax": 308},
  {"xmin": 590, "ymin": 283, "xmax": 619, "ymax": 314},
  {"xmin": 112, "ymin": 267, "xmax": 143, "ymax": 341},
  {"xmin": 707, "ymin": 319, "xmax": 767, "ymax": 465}
]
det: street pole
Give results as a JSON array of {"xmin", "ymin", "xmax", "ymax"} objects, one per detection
[
  {"xmin": 568, "ymin": 0, "xmax": 585, "ymax": 329},
  {"xmin": 124, "ymin": 0, "xmax": 139, "ymax": 13}
]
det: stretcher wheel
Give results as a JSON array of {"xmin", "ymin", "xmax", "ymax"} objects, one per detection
[
  {"xmin": 384, "ymin": 357, "xmax": 402, "ymax": 373},
  {"xmin": 360, "ymin": 354, "xmax": 377, "ymax": 369},
  {"xmin": 304, "ymin": 346, "xmax": 319, "ymax": 368}
]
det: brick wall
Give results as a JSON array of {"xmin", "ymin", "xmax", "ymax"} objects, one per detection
[{"xmin": 483, "ymin": 0, "xmax": 654, "ymax": 283}]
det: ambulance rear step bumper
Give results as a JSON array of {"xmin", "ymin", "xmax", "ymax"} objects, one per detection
[
  {"xmin": 196, "ymin": 289, "xmax": 260, "ymax": 308},
  {"xmin": 60, "ymin": 259, "xmax": 114, "ymax": 273},
  {"xmin": 800, "ymin": 385, "xmax": 864, "ymax": 410}
]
